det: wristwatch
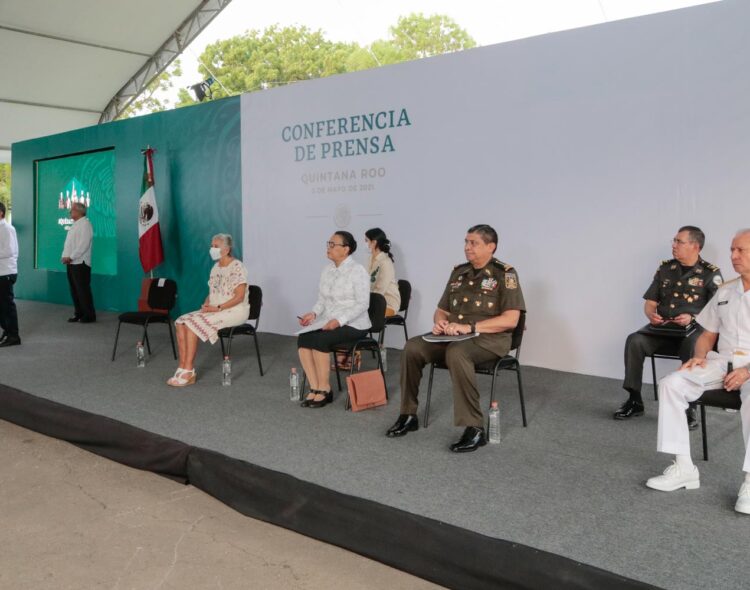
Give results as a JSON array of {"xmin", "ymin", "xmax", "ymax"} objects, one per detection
[{"xmin": 469, "ymin": 321, "xmax": 476, "ymax": 334}]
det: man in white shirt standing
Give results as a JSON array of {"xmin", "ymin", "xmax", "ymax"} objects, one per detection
[
  {"xmin": 0, "ymin": 202, "xmax": 20, "ymax": 347},
  {"xmin": 61, "ymin": 202, "xmax": 95, "ymax": 323},
  {"xmin": 646, "ymin": 228, "xmax": 750, "ymax": 514}
]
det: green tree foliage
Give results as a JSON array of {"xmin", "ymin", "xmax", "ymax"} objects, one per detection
[
  {"xmin": 388, "ymin": 13, "xmax": 476, "ymax": 60},
  {"xmin": 166, "ymin": 14, "xmax": 473, "ymax": 110},
  {"xmin": 0, "ymin": 164, "xmax": 11, "ymax": 210},
  {"xmin": 176, "ymin": 26, "xmax": 356, "ymax": 107}
]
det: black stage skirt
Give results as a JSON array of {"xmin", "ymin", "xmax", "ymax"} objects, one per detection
[{"xmin": 297, "ymin": 326, "xmax": 369, "ymax": 352}]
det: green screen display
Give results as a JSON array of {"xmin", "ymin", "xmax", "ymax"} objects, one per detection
[{"xmin": 35, "ymin": 149, "xmax": 117, "ymax": 275}]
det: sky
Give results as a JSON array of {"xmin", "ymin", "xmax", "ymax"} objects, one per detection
[{"xmin": 170, "ymin": 0, "xmax": 718, "ymax": 100}]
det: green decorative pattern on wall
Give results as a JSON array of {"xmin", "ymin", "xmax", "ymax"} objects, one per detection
[{"xmin": 12, "ymin": 97, "xmax": 242, "ymax": 315}]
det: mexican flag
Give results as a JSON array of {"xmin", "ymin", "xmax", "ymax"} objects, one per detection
[{"xmin": 138, "ymin": 148, "xmax": 164, "ymax": 273}]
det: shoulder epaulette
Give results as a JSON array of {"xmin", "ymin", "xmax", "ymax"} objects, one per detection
[
  {"xmin": 704, "ymin": 261, "xmax": 720, "ymax": 272},
  {"xmin": 661, "ymin": 258, "xmax": 674, "ymax": 266},
  {"xmin": 492, "ymin": 258, "xmax": 515, "ymax": 272},
  {"xmin": 453, "ymin": 261, "xmax": 471, "ymax": 270}
]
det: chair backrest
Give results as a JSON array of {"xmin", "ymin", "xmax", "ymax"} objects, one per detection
[
  {"xmin": 248, "ymin": 285, "xmax": 263, "ymax": 322},
  {"xmin": 397, "ymin": 279, "xmax": 412, "ymax": 313},
  {"xmin": 510, "ymin": 311, "xmax": 526, "ymax": 354},
  {"xmin": 368, "ymin": 293, "xmax": 388, "ymax": 333},
  {"xmin": 147, "ymin": 278, "xmax": 178, "ymax": 312}
]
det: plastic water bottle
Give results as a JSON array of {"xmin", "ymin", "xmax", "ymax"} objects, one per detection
[
  {"xmin": 222, "ymin": 356, "xmax": 232, "ymax": 386},
  {"xmin": 136, "ymin": 341, "xmax": 145, "ymax": 368},
  {"xmin": 290, "ymin": 368, "xmax": 300, "ymax": 401},
  {"xmin": 380, "ymin": 342, "xmax": 387, "ymax": 373},
  {"xmin": 488, "ymin": 401, "xmax": 501, "ymax": 444}
]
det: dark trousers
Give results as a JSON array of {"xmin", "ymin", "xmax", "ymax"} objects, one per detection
[
  {"xmin": 0, "ymin": 274, "xmax": 19, "ymax": 337},
  {"xmin": 66, "ymin": 263, "xmax": 95, "ymax": 321},
  {"xmin": 400, "ymin": 336, "xmax": 498, "ymax": 428},
  {"xmin": 623, "ymin": 328, "xmax": 701, "ymax": 399}
]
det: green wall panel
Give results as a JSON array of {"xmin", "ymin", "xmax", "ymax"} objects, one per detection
[{"xmin": 11, "ymin": 97, "xmax": 241, "ymax": 316}]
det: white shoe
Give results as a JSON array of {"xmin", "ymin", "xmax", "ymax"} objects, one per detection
[
  {"xmin": 646, "ymin": 461, "xmax": 700, "ymax": 492},
  {"xmin": 735, "ymin": 483, "xmax": 750, "ymax": 514}
]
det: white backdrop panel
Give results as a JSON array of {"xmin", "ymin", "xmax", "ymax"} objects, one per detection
[{"xmin": 242, "ymin": 0, "xmax": 750, "ymax": 380}]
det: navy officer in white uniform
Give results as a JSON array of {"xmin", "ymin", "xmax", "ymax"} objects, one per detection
[{"xmin": 646, "ymin": 229, "xmax": 750, "ymax": 514}]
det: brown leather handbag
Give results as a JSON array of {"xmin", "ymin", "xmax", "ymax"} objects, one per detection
[{"xmin": 346, "ymin": 370, "xmax": 387, "ymax": 412}]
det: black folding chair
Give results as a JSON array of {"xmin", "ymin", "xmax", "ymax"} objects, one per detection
[
  {"xmin": 423, "ymin": 311, "xmax": 527, "ymax": 430},
  {"xmin": 111, "ymin": 278, "xmax": 177, "ymax": 361},
  {"xmin": 380, "ymin": 279, "xmax": 411, "ymax": 344},
  {"xmin": 218, "ymin": 285, "xmax": 264, "ymax": 376},
  {"xmin": 693, "ymin": 388, "xmax": 742, "ymax": 461}
]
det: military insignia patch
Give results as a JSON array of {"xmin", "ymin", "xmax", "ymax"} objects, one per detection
[
  {"xmin": 713, "ymin": 275, "xmax": 723, "ymax": 286},
  {"xmin": 695, "ymin": 267, "xmax": 703, "ymax": 274},
  {"xmin": 688, "ymin": 277, "xmax": 704, "ymax": 287},
  {"xmin": 480, "ymin": 278, "xmax": 498, "ymax": 290},
  {"xmin": 505, "ymin": 274, "xmax": 518, "ymax": 289}
]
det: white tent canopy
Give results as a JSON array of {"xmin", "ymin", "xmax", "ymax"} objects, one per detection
[{"xmin": 0, "ymin": 0, "xmax": 233, "ymax": 163}]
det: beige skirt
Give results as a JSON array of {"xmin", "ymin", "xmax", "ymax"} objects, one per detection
[{"xmin": 176, "ymin": 304, "xmax": 250, "ymax": 344}]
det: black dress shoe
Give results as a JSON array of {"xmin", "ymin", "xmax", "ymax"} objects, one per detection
[
  {"xmin": 0, "ymin": 336, "xmax": 21, "ymax": 347},
  {"xmin": 0, "ymin": 333, "xmax": 6, "ymax": 344},
  {"xmin": 613, "ymin": 399, "xmax": 645, "ymax": 420},
  {"xmin": 449, "ymin": 427, "xmax": 487, "ymax": 453},
  {"xmin": 687, "ymin": 407, "xmax": 699, "ymax": 431},
  {"xmin": 308, "ymin": 391, "xmax": 333, "ymax": 408},
  {"xmin": 79, "ymin": 317, "xmax": 96, "ymax": 323},
  {"xmin": 386, "ymin": 414, "xmax": 419, "ymax": 437},
  {"xmin": 68, "ymin": 316, "xmax": 81, "ymax": 323}
]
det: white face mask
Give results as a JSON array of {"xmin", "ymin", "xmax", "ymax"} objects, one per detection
[{"xmin": 209, "ymin": 247, "xmax": 222, "ymax": 261}]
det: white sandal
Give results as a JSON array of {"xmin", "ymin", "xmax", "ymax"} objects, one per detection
[{"xmin": 167, "ymin": 368, "xmax": 196, "ymax": 387}]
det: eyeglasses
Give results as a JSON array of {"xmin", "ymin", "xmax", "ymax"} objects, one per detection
[
  {"xmin": 326, "ymin": 241, "xmax": 346, "ymax": 248},
  {"xmin": 672, "ymin": 239, "xmax": 693, "ymax": 245}
]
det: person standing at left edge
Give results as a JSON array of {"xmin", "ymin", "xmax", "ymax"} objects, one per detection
[
  {"xmin": 62, "ymin": 202, "xmax": 95, "ymax": 323},
  {"xmin": 0, "ymin": 202, "xmax": 20, "ymax": 347}
]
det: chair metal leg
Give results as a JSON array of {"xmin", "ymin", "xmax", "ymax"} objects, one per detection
[
  {"xmin": 516, "ymin": 365, "xmax": 527, "ymax": 427},
  {"xmin": 142, "ymin": 324, "xmax": 151, "ymax": 355},
  {"xmin": 403, "ymin": 324, "xmax": 408, "ymax": 341},
  {"xmin": 334, "ymin": 352, "xmax": 343, "ymax": 392},
  {"xmin": 374, "ymin": 344, "xmax": 389, "ymax": 400},
  {"xmin": 111, "ymin": 321, "xmax": 122, "ymax": 361},
  {"xmin": 219, "ymin": 335, "xmax": 226, "ymax": 357},
  {"xmin": 650, "ymin": 355, "xmax": 658, "ymax": 401},
  {"xmin": 700, "ymin": 404, "xmax": 708, "ymax": 461},
  {"xmin": 253, "ymin": 332, "xmax": 264, "ymax": 376},
  {"xmin": 167, "ymin": 320, "xmax": 177, "ymax": 359},
  {"xmin": 423, "ymin": 364, "xmax": 435, "ymax": 428}
]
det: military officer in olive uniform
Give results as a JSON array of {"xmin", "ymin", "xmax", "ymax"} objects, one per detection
[
  {"xmin": 615, "ymin": 226, "xmax": 722, "ymax": 427},
  {"xmin": 386, "ymin": 224, "xmax": 526, "ymax": 453}
]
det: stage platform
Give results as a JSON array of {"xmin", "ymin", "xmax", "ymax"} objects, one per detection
[{"xmin": 2, "ymin": 300, "xmax": 748, "ymax": 590}]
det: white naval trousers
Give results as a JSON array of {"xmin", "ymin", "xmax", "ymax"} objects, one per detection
[{"xmin": 657, "ymin": 363, "xmax": 750, "ymax": 472}]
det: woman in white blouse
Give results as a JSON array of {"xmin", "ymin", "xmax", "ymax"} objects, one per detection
[
  {"xmin": 297, "ymin": 231, "xmax": 371, "ymax": 408},
  {"xmin": 365, "ymin": 228, "xmax": 401, "ymax": 316},
  {"xmin": 168, "ymin": 234, "xmax": 250, "ymax": 386}
]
